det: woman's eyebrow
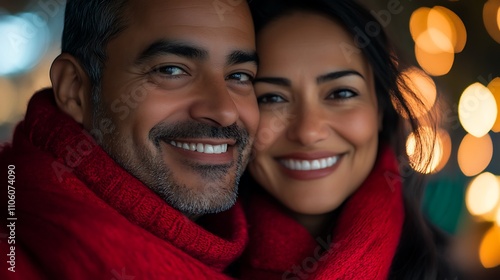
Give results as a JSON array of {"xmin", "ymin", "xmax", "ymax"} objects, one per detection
[{"xmin": 316, "ymin": 70, "xmax": 365, "ymax": 84}]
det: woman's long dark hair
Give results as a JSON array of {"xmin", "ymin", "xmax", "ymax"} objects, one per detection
[{"xmin": 249, "ymin": 0, "xmax": 456, "ymax": 279}]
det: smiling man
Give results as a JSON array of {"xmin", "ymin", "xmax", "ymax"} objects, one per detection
[{"xmin": 0, "ymin": 0, "xmax": 258, "ymax": 279}]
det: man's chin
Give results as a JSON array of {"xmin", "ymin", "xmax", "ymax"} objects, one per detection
[{"xmin": 154, "ymin": 177, "xmax": 239, "ymax": 217}]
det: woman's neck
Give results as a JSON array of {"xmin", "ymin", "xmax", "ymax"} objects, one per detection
[{"xmin": 289, "ymin": 210, "xmax": 339, "ymax": 240}]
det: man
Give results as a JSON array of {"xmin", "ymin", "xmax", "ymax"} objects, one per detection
[{"xmin": 0, "ymin": 0, "xmax": 258, "ymax": 278}]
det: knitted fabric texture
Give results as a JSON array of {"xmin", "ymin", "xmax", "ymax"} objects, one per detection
[
  {"xmin": 0, "ymin": 89, "xmax": 247, "ymax": 280},
  {"xmin": 241, "ymin": 146, "xmax": 404, "ymax": 280}
]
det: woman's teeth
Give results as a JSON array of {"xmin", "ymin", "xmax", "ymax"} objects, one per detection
[{"xmin": 279, "ymin": 156, "xmax": 339, "ymax": 171}]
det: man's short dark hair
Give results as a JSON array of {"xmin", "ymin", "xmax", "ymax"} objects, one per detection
[{"xmin": 61, "ymin": 0, "xmax": 129, "ymax": 103}]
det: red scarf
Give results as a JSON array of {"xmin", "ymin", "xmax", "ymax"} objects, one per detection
[
  {"xmin": 0, "ymin": 89, "xmax": 247, "ymax": 279},
  {"xmin": 241, "ymin": 146, "xmax": 404, "ymax": 280}
]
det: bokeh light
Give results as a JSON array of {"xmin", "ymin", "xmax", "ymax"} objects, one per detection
[
  {"xmin": 409, "ymin": 7, "xmax": 431, "ymax": 42},
  {"xmin": 458, "ymin": 83, "xmax": 498, "ymax": 137},
  {"xmin": 396, "ymin": 67, "xmax": 437, "ymax": 118},
  {"xmin": 479, "ymin": 225, "xmax": 500, "ymax": 268},
  {"xmin": 415, "ymin": 44, "xmax": 454, "ymax": 76},
  {"xmin": 434, "ymin": 129, "xmax": 451, "ymax": 173},
  {"xmin": 466, "ymin": 172, "xmax": 500, "ymax": 217},
  {"xmin": 406, "ymin": 126, "xmax": 442, "ymax": 174},
  {"xmin": 427, "ymin": 8, "xmax": 455, "ymax": 53},
  {"xmin": 497, "ymin": 205, "xmax": 500, "ymax": 227},
  {"xmin": 15, "ymin": 57, "xmax": 52, "ymax": 117},
  {"xmin": 410, "ymin": 6, "xmax": 467, "ymax": 76},
  {"xmin": 415, "ymin": 28, "xmax": 454, "ymax": 54},
  {"xmin": 488, "ymin": 77, "xmax": 500, "ymax": 132},
  {"xmin": 483, "ymin": 0, "xmax": 500, "ymax": 44},
  {"xmin": 432, "ymin": 6, "xmax": 467, "ymax": 53},
  {"xmin": 0, "ymin": 78, "xmax": 18, "ymax": 124},
  {"xmin": 458, "ymin": 133, "xmax": 493, "ymax": 177},
  {"xmin": 0, "ymin": 13, "xmax": 50, "ymax": 76}
]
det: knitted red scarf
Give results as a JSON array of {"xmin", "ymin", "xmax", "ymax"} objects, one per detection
[
  {"xmin": 0, "ymin": 89, "xmax": 247, "ymax": 279},
  {"xmin": 241, "ymin": 146, "xmax": 404, "ymax": 280}
]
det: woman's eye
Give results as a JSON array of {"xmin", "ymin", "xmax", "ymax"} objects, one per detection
[
  {"xmin": 152, "ymin": 65, "xmax": 187, "ymax": 77},
  {"xmin": 327, "ymin": 89, "xmax": 358, "ymax": 100},
  {"xmin": 257, "ymin": 94, "xmax": 286, "ymax": 104},
  {"xmin": 227, "ymin": 72, "xmax": 254, "ymax": 84}
]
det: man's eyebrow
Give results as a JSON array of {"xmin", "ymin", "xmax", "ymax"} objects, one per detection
[
  {"xmin": 317, "ymin": 70, "xmax": 365, "ymax": 84},
  {"xmin": 135, "ymin": 40, "xmax": 208, "ymax": 65},
  {"xmin": 252, "ymin": 77, "xmax": 291, "ymax": 87},
  {"xmin": 227, "ymin": 50, "xmax": 258, "ymax": 67}
]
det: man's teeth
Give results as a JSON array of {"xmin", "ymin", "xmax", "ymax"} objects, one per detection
[
  {"xmin": 169, "ymin": 141, "xmax": 228, "ymax": 154},
  {"xmin": 280, "ymin": 156, "xmax": 339, "ymax": 171}
]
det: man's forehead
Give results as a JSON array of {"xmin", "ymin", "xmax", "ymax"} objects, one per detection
[
  {"xmin": 125, "ymin": 0, "xmax": 252, "ymax": 29},
  {"xmin": 104, "ymin": 0, "xmax": 255, "ymax": 68}
]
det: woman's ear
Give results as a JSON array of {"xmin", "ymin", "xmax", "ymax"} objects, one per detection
[{"xmin": 50, "ymin": 53, "xmax": 92, "ymax": 124}]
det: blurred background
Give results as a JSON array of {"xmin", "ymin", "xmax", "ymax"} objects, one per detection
[{"xmin": 0, "ymin": 0, "xmax": 499, "ymax": 278}]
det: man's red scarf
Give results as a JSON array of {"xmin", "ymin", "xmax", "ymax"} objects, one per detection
[
  {"xmin": 241, "ymin": 146, "xmax": 405, "ymax": 280},
  {"xmin": 0, "ymin": 89, "xmax": 247, "ymax": 279}
]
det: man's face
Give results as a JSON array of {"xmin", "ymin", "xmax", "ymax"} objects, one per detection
[{"xmin": 88, "ymin": 0, "xmax": 258, "ymax": 217}]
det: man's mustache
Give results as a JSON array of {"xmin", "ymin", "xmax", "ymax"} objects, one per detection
[{"xmin": 149, "ymin": 121, "xmax": 249, "ymax": 148}]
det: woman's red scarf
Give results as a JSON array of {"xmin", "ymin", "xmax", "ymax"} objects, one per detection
[
  {"xmin": 241, "ymin": 146, "xmax": 405, "ymax": 280},
  {"xmin": 1, "ymin": 89, "xmax": 247, "ymax": 279}
]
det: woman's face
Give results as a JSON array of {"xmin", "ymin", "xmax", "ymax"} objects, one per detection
[{"xmin": 249, "ymin": 12, "xmax": 382, "ymax": 215}]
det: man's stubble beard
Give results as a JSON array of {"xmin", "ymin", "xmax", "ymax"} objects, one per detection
[{"xmin": 90, "ymin": 97, "xmax": 251, "ymax": 217}]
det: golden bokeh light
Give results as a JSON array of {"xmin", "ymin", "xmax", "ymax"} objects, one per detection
[
  {"xmin": 415, "ymin": 45, "xmax": 454, "ymax": 76},
  {"xmin": 433, "ymin": 6, "xmax": 467, "ymax": 53},
  {"xmin": 396, "ymin": 67, "xmax": 437, "ymax": 118},
  {"xmin": 410, "ymin": 6, "xmax": 466, "ymax": 76},
  {"xmin": 415, "ymin": 28, "xmax": 454, "ymax": 54},
  {"xmin": 406, "ymin": 126, "xmax": 442, "ymax": 174},
  {"xmin": 487, "ymin": 77, "xmax": 500, "ymax": 132},
  {"xmin": 428, "ymin": 8, "xmax": 454, "ymax": 51},
  {"xmin": 497, "ymin": 205, "xmax": 500, "ymax": 227},
  {"xmin": 458, "ymin": 133, "xmax": 493, "ymax": 177},
  {"xmin": 483, "ymin": 0, "xmax": 500, "ymax": 44},
  {"xmin": 434, "ymin": 129, "xmax": 451, "ymax": 173},
  {"xmin": 479, "ymin": 225, "xmax": 500, "ymax": 268},
  {"xmin": 0, "ymin": 78, "xmax": 18, "ymax": 125},
  {"xmin": 466, "ymin": 172, "xmax": 500, "ymax": 217},
  {"xmin": 458, "ymin": 83, "xmax": 498, "ymax": 137},
  {"xmin": 409, "ymin": 7, "xmax": 431, "ymax": 42}
]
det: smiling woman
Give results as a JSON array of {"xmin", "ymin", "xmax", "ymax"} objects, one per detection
[
  {"xmin": 250, "ymin": 13, "xmax": 381, "ymax": 215},
  {"xmin": 238, "ymin": 0, "xmax": 459, "ymax": 279}
]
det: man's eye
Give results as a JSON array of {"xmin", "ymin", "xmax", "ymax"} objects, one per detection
[
  {"xmin": 152, "ymin": 66, "xmax": 187, "ymax": 77},
  {"xmin": 327, "ymin": 89, "xmax": 358, "ymax": 100},
  {"xmin": 257, "ymin": 94, "xmax": 286, "ymax": 104},
  {"xmin": 227, "ymin": 72, "xmax": 253, "ymax": 84}
]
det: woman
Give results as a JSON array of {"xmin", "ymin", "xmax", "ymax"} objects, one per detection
[{"xmin": 239, "ymin": 0, "xmax": 457, "ymax": 279}]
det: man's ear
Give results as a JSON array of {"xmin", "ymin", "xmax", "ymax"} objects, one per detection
[{"xmin": 50, "ymin": 53, "xmax": 92, "ymax": 125}]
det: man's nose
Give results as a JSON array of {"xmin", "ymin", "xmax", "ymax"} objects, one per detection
[{"xmin": 189, "ymin": 76, "xmax": 239, "ymax": 127}]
